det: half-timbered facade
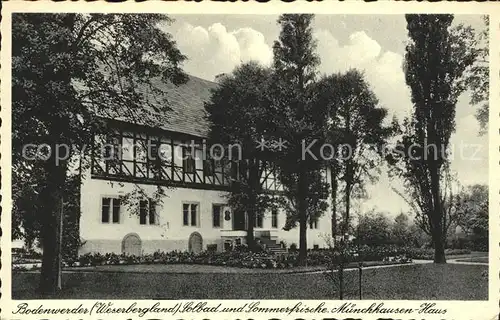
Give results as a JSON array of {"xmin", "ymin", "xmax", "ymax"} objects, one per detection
[{"xmin": 79, "ymin": 75, "xmax": 332, "ymax": 255}]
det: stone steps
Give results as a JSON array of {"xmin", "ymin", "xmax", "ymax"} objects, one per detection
[{"xmin": 259, "ymin": 237, "xmax": 287, "ymax": 255}]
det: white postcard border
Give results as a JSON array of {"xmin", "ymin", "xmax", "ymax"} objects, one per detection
[{"xmin": 1, "ymin": 1, "xmax": 498, "ymax": 319}]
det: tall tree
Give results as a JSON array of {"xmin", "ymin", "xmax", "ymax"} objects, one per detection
[
  {"xmin": 398, "ymin": 14, "xmax": 475, "ymax": 263},
  {"xmin": 205, "ymin": 62, "xmax": 277, "ymax": 250},
  {"xmin": 272, "ymin": 14, "xmax": 328, "ymax": 265},
  {"xmin": 312, "ymin": 70, "xmax": 394, "ymax": 241},
  {"xmin": 13, "ymin": 13, "xmax": 187, "ymax": 294},
  {"xmin": 455, "ymin": 16, "xmax": 489, "ymax": 134},
  {"xmin": 391, "ymin": 212, "xmax": 411, "ymax": 246},
  {"xmin": 391, "ymin": 167, "xmax": 465, "ymax": 247}
]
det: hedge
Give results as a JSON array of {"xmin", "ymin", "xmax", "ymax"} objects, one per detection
[{"xmin": 13, "ymin": 245, "xmax": 471, "ymax": 271}]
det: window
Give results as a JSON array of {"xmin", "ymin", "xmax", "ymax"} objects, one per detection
[
  {"xmin": 183, "ymin": 203, "xmax": 199, "ymax": 226},
  {"xmin": 102, "ymin": 198, "xmax": 110, "ymax": 223},
  {"xmin": 309, "ymin": 218, "xmax": 319, "ymax": 229},
  {"xmin": 191, "ymin": 204, "xmax": 197, "ymax": 226},
  {"xmin": 149, "ymin": 201, "xmax": 156, "ymax": 224},
  {"xmin": 255, "ymin": 213, "xmax": 263, "ymax": 228},
  {"xmin": 104, "ymin": 136, "xmax": 120, "ymax": 174},
  {"xmin": 102, "ymin": 197, "xmax": 120, "ymax": 224},
  {"xmin": 183, "ymin": 204, "xmax": 189, "ymax": 226},
  {"xmin": 230, "ymin": 161, "xmax": 238, "ymax": 180},
  {"xmin": 271, "ymin": 209, "xmax": 278, "ymax": 228},
  {"xmin": 113, "ymin": 199, "xmax": 121, "ymax": 223},
  {"xmin": 239, "ymin": 161, "xmax": 248, "ymax": 180},
  {"xmin": 321, "ymin": 167, "xmax": 328, "ymax": 184},
  {"xmin": 149, "ymin": 140, "xmax": 162, "ymax": 179},
  {"xmin": 121, "ymin": 137, "xmax": 135, "ymax": 161},
  {"xmin": 211, "ymin": 149, "xmax": 223, "ymax": 175},
  {"xmin": 204, "ymin": 159, "xmax": 215, "ymax": 176},
  {"xmin": 207, "ymin": 244, "xmax": 218, "ymax": 252},
  {"xmin": 213, "ymin": 205, "xmax": 223, "ymax": 228},
  {"xmin": 183, "ymin": 148, "xmax": 195, "ymax": 173},
  {"xmin": 139, "ymin": 199, "xmax": 157, "ymax": 225}
]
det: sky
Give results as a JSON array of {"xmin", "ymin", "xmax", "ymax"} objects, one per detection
[{"xmin": 164, "ymin": 14, "xmax": 488, "ymax": 217}]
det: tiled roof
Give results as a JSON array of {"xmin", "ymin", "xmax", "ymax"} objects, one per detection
[
  {"xmin": 96, "ymin": 75, "xmax": 217, "ymax": 138},
  {"xmin": 151, "ymin": 75, "xmax": 217, "ymax": 138}
]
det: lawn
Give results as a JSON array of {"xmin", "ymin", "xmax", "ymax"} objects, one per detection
[
  {"xmin": 455, "ymin": 256, "xmax": 489, "ymax": 263},
  {"xmin": 13, "ymin": 263, "xmax": 487, "ymax": 300},
  {"xmin": 59, "ymin": 260, "xmax": 403, "ymax": 274}
]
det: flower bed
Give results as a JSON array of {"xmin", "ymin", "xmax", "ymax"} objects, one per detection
[
  {"xmin": 12, "ymin": 262, "xmax": 42, "ymax": 272},
  {"xmin": 308, "ymin": 245, "xmax": 470, "ymax": 262},
  {"xmin": 13, "ymin": 245, "xmax": 470, "ymax": 271},
  {"xmin": 71, "ymin": 251, "xmax": 298, "ymax": 269},
  {"xmin": 355, "ymin": 245, "xmax": 470, "ymax": 260},
  {"xmin": 70, "ymin": 246, "xmax": 415, "ymax": 270}
]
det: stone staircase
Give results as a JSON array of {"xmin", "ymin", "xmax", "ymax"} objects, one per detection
[{"xmin": 259, "ymin": 237, "xmax": 287, "ymax": 255}]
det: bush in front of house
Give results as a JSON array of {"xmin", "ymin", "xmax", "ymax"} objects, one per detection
[
  {"xmin": 304, "ymin": 245, "xmax": 471, "ymax": 262},
  {"xmin": 355, "ymin": 245, "xmax": 470, "ymax": 261},
  {"xmin": 12, "ymin": 248, "xmax": 43, "ymax": 263},
  {"xmin": 15, "ymin": 244, "xmax": 472, "ymax": 271},
  {"xmin": 70, "ymin": 245, "xmax": 415, "ymax": 269},
  {"xmin": 72, "ymin": 250, "xmax": 287, "ymax": 269}
]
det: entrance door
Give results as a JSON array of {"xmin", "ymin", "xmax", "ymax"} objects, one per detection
[
  {"xmin": 122, "ymin": 233, "xmax": 141, "ymax": 256},
  {"xmin": 233, "ymin": 210, "xmax": 246, "ymax": 231}
]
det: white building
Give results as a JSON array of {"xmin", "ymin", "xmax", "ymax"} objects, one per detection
[{"xmin": 79, "ymin": 75, "xmax": 333, "ymax": 256}]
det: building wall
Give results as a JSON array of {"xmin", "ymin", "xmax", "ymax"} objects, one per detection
[
  {"xmin": 79, "ymin": 177, "xmax": 333, "ymax": 255},
  {"xmin": 80, "ymin": 125, "xmax": 334, "ymax": 255}
]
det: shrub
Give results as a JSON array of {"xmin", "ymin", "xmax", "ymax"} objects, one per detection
[
  {"xmin": 12, "ymin": 248, "xmax": 42, "ymax": 263},
  {"xmin": 72, "ymin": 244, "xmax": 470, "ymax": 270}
]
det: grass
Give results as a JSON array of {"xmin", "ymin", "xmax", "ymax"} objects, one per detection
[
  {"xmin": 13, "ymin": 263, "xmax": 487, "ymax": 300},
  {"xmin": 454, "ymin": 256, "xmax": 489, "ymax": 263},
  {"xmin": 12, "ymin": 260, "xmax": 407, "ymax": 273},
  {"xmin": 57, "ymin": 260, "xmax": 405, "ymax": 274}
]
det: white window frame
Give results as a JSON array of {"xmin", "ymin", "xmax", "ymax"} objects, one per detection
[
  {"xmin": 254, "ymin": 213, "xmax": 263, "ymax": 229},
  {"xmin": 182, "ymin": 202, "xmax": 200, "ymax": 227},
  {"xmin": 309, "ymin": 218, "xmax": 319, "ymax": 230},
  {"xmin": 101, "ymin": 197, "xmax": 121, "ymax": 224},
  {"xmin": 139, "ymin": 198, "xmax": 158, "ymax": 226},
  {"xmin": 271, "ymin": 209, "xmax": 278, "ymax": 229},
  {"xmin": 212, "ymin": 204, "xmax": 224, "ymax": 228}
]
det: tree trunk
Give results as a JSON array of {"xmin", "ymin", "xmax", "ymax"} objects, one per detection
[
  {"xmin": 330, "ymin": 164, "xmax": 338, "ymax": 241},
  {"xmin": 298, "ymin": 164, "xmax": 308, "ymax": 266},
  {"xmin": 338, "ymin": 259, "xmax": 344, "ymax": 300},
  {"xmin": 343, "ymin": 111, "xmax": 352, "ymax": 239},
  {"xmin": 298, "ymin": 209, "xmax": 307, "ymax": 265},
  {"xmin": 39, "ymin": 207, "xmax": 60, "ymax": 295},
  {"xmin": 430, "ymin": 205, "xmax": 446, "ymax": 263},
  {"xmin": 245, "ymin": 159, "xmax": 259, "ymax": 251},
  {"xmin": 343, "ymin": 161, "xmax": 352, "ymax": 237},
  {"xmin": 246, "ymin": 212, "xmax": 256, "ymax": 251},
  {"xmin": 39, "ymin": 156, "xmax": 67, "ymax": 295},
  {"xmin": 432, "ymin": 228, "xmax": 446, "ymax": 263},
  {"xmin": 429, "ymin": 162, "xmax": 446, "ymax": 263},
  {"xmin": 246, "ymin": 199, "xmax": 256, "ymax": 251}
]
